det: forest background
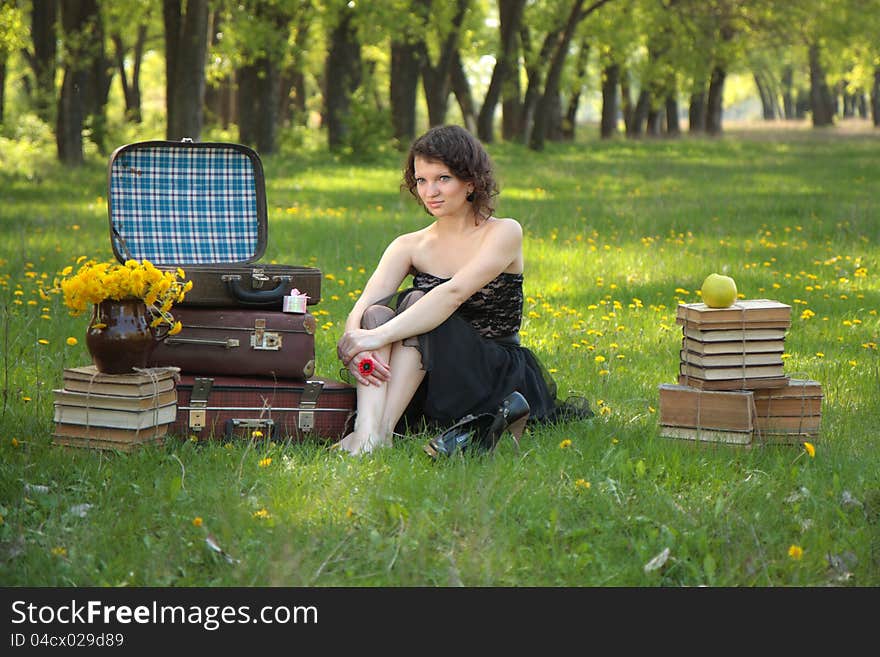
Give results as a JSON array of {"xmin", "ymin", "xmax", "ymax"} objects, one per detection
[{"xmin": 1, "ymin": 0, "xmax": 879, "ymax": 162}]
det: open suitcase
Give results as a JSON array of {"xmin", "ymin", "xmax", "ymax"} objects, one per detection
[
  {"xmin": 107, "ymin": 140, "xmax": 322, "ymax": 309},
  {"xmin": 148, "ymin": 306, "xmax": 317, "ymax": 379},
  {"xmin": 172, "ymin": 374, "xmax": 356, "ymax": 443}
]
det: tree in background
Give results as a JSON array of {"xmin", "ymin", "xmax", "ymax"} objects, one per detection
[
  {"xmin": 163, "ymin": 0, "xmax": 209, "ymax": 141},
  {"xmin": 0, "ymin": 3, "xmax": 26, "ymax": 124},
  {"xmin": 21, "ymin": 0, "xmax": 57, "ymax": 124},
  {"xmin": 56, "ymin": 0, "xmax": 107, "ymax": 165}
]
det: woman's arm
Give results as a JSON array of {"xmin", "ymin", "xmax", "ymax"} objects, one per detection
[
  {"xmin": 343, "ymin": 233, "xmax": 415, "ymax": 333},
  {"xmin": 337, "ymin": 219, "xmax": 522, "ymax": 360}
]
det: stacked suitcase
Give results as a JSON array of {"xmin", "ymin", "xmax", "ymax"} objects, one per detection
[{"xmin": 106, "ymin": 139, "xmax": 356, "ymax": 444}]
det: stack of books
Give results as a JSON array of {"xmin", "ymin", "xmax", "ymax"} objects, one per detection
[
  {"xmin": 676, "ymin": 299, "xmax": 791, "ymax": 389},
  {"xmin": 53, "ymin": 366, "xmax": 178, "ymax": 452},
  {"xmin": 659, "ymin": 299, "xmax": 823, "ymax": 445},
  {"xmin": 753, "ymin": 379, "xmax": 823, "ymax": 444}
]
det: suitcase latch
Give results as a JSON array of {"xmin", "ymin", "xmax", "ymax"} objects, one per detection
[
  {"xmin": 251, "ymin": 318, "xmax": 282, "ymax": 350},
  {"xmin": 188, "ymin": 377, "xmax": 214, "ymax": 432},
  {"xmin": 298, "ymin": 380, "xmax": 325, "ymax": 432},
  {"xmin": 252, "ymin": 268, "xmax": 270, "ymax": 289}
]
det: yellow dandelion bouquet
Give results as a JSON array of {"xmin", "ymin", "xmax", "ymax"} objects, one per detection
[{"xmin": 60, "ymin": 257, "xmax": 193, "ymax": 336}]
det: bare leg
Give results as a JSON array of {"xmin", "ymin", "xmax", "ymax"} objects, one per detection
[
  {"xmin": 336, "ymin": 305, "xmax": 394, "ymax": 455},
  {"xmin": 337, "ymin": 293, "xmax": 426, "ymax": 455}
]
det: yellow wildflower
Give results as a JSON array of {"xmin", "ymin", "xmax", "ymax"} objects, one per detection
[
  {"xmin": 66, "ymin": 337, "xmax": 78, "ymax": 346},
  {"xmin": 192, "ymin": 517, "xmax": 203, "ymax": 527},
  {"xmin": 575, "ymin": 479, "xmax": 591, "ymax": 490},
  {"xmin": 258, "ymin": 457, "xmax": 272, "ymax": 468},
  {"xmin": 788, "ymin": 545, "xmax": 804, "ymax": 560},
  {"xmin": 803, "ymin": 442, "xmax": 815, "ymax": 458},
  {"xmin": 559, "ymin": 439, "xmax": 572, "ymax": 449}
]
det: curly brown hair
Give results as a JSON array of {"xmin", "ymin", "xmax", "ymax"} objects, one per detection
[{"xmin": 402, "ymin": 125, "xmax": 499, "ymax": 222}]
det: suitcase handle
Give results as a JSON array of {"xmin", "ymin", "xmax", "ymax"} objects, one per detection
[
  {"xmin": 223, "ymin": 275, "xmax": 291, "ymax": 305},
  {"xmin": 165, "ymin": 337, "xmax": 240, "ymax": 348}
]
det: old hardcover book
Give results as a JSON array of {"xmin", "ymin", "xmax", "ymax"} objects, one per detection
[
  {"xmin": 755, "ymin": 414, "xmax": 821, "ymax": 432},
  {"xmin": 679, "ymin": 350, "xmax": 783, "ymax": 367},
  {"xmin": 677, "ymin": 374, "xmax": 790, "ymax": 391},
  {"xmin": 682, "ymin": 337, "xmax": 785, "ymax": 355},
  {"xmin": 756, "ymin": 429, "xmax": 820, "ymax": 445},
  {"xmin": 659, "ymin": 425, "xmax": 753, "ymax": 445},
  {"xmin": 678, "ymin": 318, "xmax": 791, "ymax": 330},
  {"xmin": 682, "ymin": 326, "xmax": 788, "ymax": 342},
  {"xmin": 679, "ymin": 362, "xmax": 785, "ymax": 380},
  {"xmin": 676, "ymin": 299, "xmax": 792, "ymax": 325},
  {"xmin": 53, "ymin": 388, "xmax": 177, "ymax": 410},
  {"xmin": 754, "ymin": 396, "xmax": 823, "ymax": 416},
  {"xmin": 62, "ymin": 365, "xmax": 177, "ymax": 396},
  {"xmin": 53, "ymin": 422, "xmax": 170, "ymax": 441},
  {"xmin": 753, "ymin": 379, "xmax": 822, "ymax": 399},
  {"xmin": 53, "ymin": 402, "xmax": 177, "ymax": 429},
  {"xmin": 658, "ymin": 384, "xmax": 754, "ymax": 431}
]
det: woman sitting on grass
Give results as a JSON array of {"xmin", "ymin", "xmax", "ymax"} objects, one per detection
[{"xmin": 335, "ymin": 124, "xmax": 591, "ymax": 457}]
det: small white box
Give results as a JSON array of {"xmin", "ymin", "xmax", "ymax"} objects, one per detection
[{"xmin": 283, "ymin": 294, "xmax": 308, "ymax": 313}]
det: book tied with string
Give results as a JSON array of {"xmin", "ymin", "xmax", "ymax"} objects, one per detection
[
  {"xmin": 658, "ymin": 379, "xmax": 823, "ymax": 446},
  {"xmin": 52, "ymin": 365, "xmax": 179, "ymax": 452},
  {"xmin": 676, "ymin": 299, "xmax": 791, "ymax": 391}
]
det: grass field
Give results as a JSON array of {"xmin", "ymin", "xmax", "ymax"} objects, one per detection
[{"xmin": 0, "ymin": 121, "xmax": 878, "ymax": 587}]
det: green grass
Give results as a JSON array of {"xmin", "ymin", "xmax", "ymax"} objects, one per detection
[{"xmin": 1, "ymin": 124, "xmax": 878, "ymax": 587}]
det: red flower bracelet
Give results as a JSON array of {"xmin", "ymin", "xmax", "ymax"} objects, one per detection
[{"xmin": 358, "ymin": 358, "xmax": 374, "ymax": 375}]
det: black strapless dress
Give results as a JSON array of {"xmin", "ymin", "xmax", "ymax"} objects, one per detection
[{"xmin": 393, "ymin": 271, "xmax": 592, "ymax": 433}]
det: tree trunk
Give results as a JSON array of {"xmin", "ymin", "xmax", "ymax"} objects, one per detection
[
  {"xmin": 781, "ymin": 66, "xmax": 794, "ymax": 119},
  {"xmin": 111, "ymin": 23, "xmax": 147, "ymax": 123},
  {"xmin": 754, "ymin": 71, "xmax": 775, "ymax": 120},
  {"xmin": 236, "ymin": 3, "xmax": 289, "ymax": 154},
  {"xmin": 629, "ymin": 88, "xmax": 650, "ymax": 137},
  {"xmin": 237, "ymin": 61, "xmax": 281, "ymax": 154},
  {"xmin": 646, "ymin": 106, "xmax": 663, "ymax": 136},
  {"xmin": 204, "ymin": 9, "xmax": 230, "ymax": 128},
  {"xmin": 0, "ymin": 52, "xmax": 6, "ymax": 124},
  {"xmin": 477, "ymin": 0, "xmax": 525, "ymax": 143},
  {"xmin": 451, "ymin": 49, "xmax": 477, "ymax": 135},
  {"xmin": 164, "ymin": 0, "xmax": 209, "ymax": 141},
  {"xmin": 519, "ymin": 26, "xmax": 555, "ymax": 146},
  {"xmin": 26, "ymin": 0, "xmax": 58, "ymax": 123},
  {"xmin": 600, "ymin": 62, "xmax": 619, "ymax": 138},
  {"xmin": 620, "ymin": 67, "xmax": 634, "ymax": 135},
  {"xmin": 279, "ymin": 12, "xmax": 311, "ymax": 128},
  {"xmin": 56, "ymin": 1, "xmax": 98, "ymax": 165},
  {"xmin": 688, "ymin": 90, "xmax": 706, "ymax": 133},
  {"xmin": 529, "ymin": 0, "xmax": 586, "ymax": 151},
  {"xmin": 808, "ymin": 42, "xmax": 835, "ymax": 127},
  {"xmin": 420, "ymin": 0, "xmax": 468, "ymax": 128},
  {"xmin": 84, "ymin": 9, "xmax": 112, "ymax": 155},
  {"xmin": 390, "ymin": 39, "xmax": 422, "ymax": 147},
  {"xmin": 705, "ymin": 65, "xmax": 725, "ymax": 135},
  {"xmin": 871, "ymin": 67, "xmax": 880, "ymax": 128},
  {"xmin": 561, "ymin": 38, "xmax": 589, "ymax": 141},
  {"xmin": 324, "ymin": 6, "xmax": 361, "ymax": 150},
  {"xmin": 665, "ymin": 95, "xmax": 680, "ymax": 136}
]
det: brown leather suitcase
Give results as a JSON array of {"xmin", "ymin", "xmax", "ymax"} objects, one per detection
[
  {"xmin": 172, "ymin": 374, "xmax": 356, "ymax": 443},
  {"xmin": 148, "ymin": 307, "xmax": 316, "ymax": 380},
  {"xmin": 107, "ymin": 140, "xmax": 321, "ymax": 308}
]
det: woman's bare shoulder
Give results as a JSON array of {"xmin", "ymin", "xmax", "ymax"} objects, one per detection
[{"xmin": 487, "ymin": 217, "xmax": 523, "ymax": 238}]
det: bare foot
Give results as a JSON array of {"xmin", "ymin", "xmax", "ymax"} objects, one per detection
[{"xmin": 334, "ymin": 432, "xmax": 391, "ymax": 456}]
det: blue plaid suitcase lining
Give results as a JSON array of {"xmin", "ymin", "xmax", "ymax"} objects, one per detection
[{"xmin": 110, "ymin": 147, "xmax": 259, "ymax": 264}]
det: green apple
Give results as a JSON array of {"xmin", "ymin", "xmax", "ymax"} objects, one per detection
[{"xmin": 700, "ymin": 273, "xmax": 737, "ymax": 308}]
